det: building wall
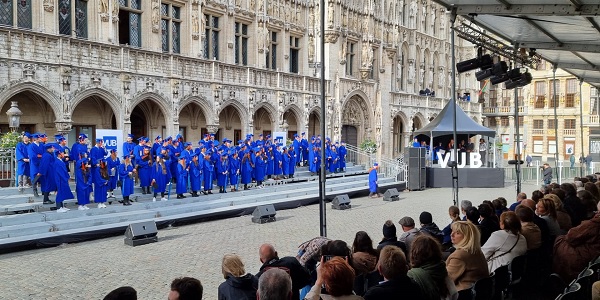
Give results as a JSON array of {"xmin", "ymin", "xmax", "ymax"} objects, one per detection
[{"xmin": 0, "ymin": 0, "xmax": 481, "ymax": 160}]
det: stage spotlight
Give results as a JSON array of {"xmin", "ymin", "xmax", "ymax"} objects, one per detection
[
  {"xmin": 456, "ymin": 54, "xmax": 493, "ymax": 73},
  {"xmin": 476, "ymin": 61, "xmax": 508, "ymax": 81},
  {"xmin": 505, "ymin": 72, "xmax": 532, "ymax": 90},
  {"xmin": 490, "ymin": 67, "xmax": 522, "ymax": 85}
]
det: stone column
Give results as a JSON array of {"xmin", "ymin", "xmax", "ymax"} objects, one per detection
[{"xmin": 55, "ymin": 121, "xmax": 72, "ymax": 136}]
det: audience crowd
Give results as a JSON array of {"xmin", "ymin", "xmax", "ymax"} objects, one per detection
[{"xmin": 102, "ymin": 176, "xmax": 600, "ymax": 300}]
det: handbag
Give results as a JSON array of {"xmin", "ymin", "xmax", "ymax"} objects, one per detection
[{"xmin": 486, "ymin": 234, "xmax": 520, "ymax": 262}]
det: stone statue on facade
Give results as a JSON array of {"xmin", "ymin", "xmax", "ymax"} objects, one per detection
[
  {"xmin": 408, "ymin": 62, "xmax": 415, "ymax": 82},
  {"xmin": 151, "ymin": 0, "xmax": 160, "ymax": 33},
  {"xmin": 430, "ymin": 7, "xmax": 436, "ymax": 32},
  {"xmin": 100, "ymin": 0, "xmax": 109, "ymax": 14},
  {"xmin": 192, "ymin": 8, "xmax": 200, "ymax": 39},
  {"xmin": 409, "ymin": 1, "xmax": 417, "ymax": 28},
  {"xmin": 397, "ymin": 59, "xmax": 403, "ymax": 79},
  {"xmin": 327, "ymin": 1, "xmax": 334, "ymax": 28},
  {"xmin": 308, "ymin": 36, "xmax": 315, "ymax": 63}
]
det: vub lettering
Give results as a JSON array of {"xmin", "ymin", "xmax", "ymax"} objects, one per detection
[{"xmin": 438, "ymin": 150, "xmax": 482, "ymax": 168}]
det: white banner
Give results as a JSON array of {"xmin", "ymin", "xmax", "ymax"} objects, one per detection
[
  {"xmin": 96, "ymin": 129, "xmax": 124, "ymax": 158},
  {"xmin": 273, "ymin": 131, "xmax": 287, "ymax": 146}
]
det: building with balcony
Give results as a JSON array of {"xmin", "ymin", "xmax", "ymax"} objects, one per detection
[
  {"xmin": 482, "ymin": 62, "xmax": 597, "ymax": 163},
  {"xmin": 0, "ymin": 0, "xmax": 480, "ymax": 159}
]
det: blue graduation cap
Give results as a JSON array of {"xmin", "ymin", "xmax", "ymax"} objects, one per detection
[
  {"xmin": 122, "ymin": 154, "xmax": 130, "ymax": 159},
  {"xmin": 210, "ymin": 133, "xmax": 215, "ymax": 137},
  {"xmin": 39, "ymin": 133, "xmax": 47, "ymax": 138},
  {"xmin": 96, "ymin": 138, "xmax": 103, "ymax": 142},
  {"xmin": 184, "ymin": 142, "xmax": 192, "ymax": 147},
  {"xmin": 137, "ymin": 136, "xmax": 145, "ymax": 141},
  {"xmin": 127, "ymin": 133, "xmax": 134, "ymax": 138},
  {"xmin": 31, "ymin": 133, "xmax": 40, "ymax": 139},
  {"xmin": 237, "ymin": 140, "xmax": 244, "ymax": 144},
  {"xmin": 155, "ymin": 135, "xmax": 162, "ymax": 141},
  {"xmin": 78, "ymin": 133, "xmax": 88, "ymax": 140},
  {"xmin": 166, "ymin": 136, "xmax": 173, "ymax": 141},
  {"xmin": 301, "ymin": 132, "xmax": 306, "ymax": 135},
  {"xmin": 293, "ymin": 133, "xmax": 298, "ymax": 137},
  {"xmin": 143, "ymin": 137, "xmax": 150, "ymax": 142},
  {"xmin": 23, "ymin": 132, "xmax": 31, "ymax": 138},
  {"xmin": 253, "ymin": 147, "xmax": 261, "ymax": 152},
  {"xmin": 175, "ymin": 134, "xmax": 182, "ymax": 140},
  {"xmin": 373, "ymin": 162, "xmax": 378, "ymax": 167},
  {"xmin": 110, "ymin": 149, "xmax": 117, "ymax": 154},
  {"xmin": 44, "ymin": 144, "xmax": 55, "ymax": 149},
  {"xmin": 267, "ymin": 135, "xmax": 271, "ymax": 139}
]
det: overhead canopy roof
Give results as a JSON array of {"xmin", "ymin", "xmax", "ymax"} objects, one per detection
[
  {"xmin": 414, "ymin": 100, "xmax": 496, "ymax": 137},
  {"xmin": 432, "ymin": 0, "xmax": 600, "ymax": 88}
]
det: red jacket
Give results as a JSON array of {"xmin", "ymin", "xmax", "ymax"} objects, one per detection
[{"xmin": 553, "ymin": 213, "xmax": 600, "ymax": 282}]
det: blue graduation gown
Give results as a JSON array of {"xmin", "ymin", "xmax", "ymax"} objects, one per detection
[
  {"xmin": 369, "ymin": 168, "xmax": 378, "ymax": 193},
  {"xmin": 176, "ymin": 163, "xmax": 188, "ymax": 194},
  {"xmin": 288, "ymin": 152, "xmax": 296, "ymax": 175},
  {"xmin": 301, "ymin": 139, "xmax": 309, "ymax": 162},
  {"xmin": 123, "ymin": 142, "xmax": 136, "ymax": 160},
  {"xmin": 90, "ymin": 146, "xmax": 107, "ymax": 165},
  {"xmin": 241, "ymin": 157, "xmax": 253, "ymax": 185},
  {"xmin": 16, "ymin": 142, "xmax": 29, "ymax": 176},
  {"xmin": 107, "ymin": 157, "xmax": 120, "ymax": 190},
  {"xmin": 151, "ymin": 162, "xmax": 171, "ymax": 194},
  {"xmin": 202, "ymin": 159, "xmax": 214, "ymax": 191},
  {"xmin": 168, "ymin": 144, "xmax": 180, "ymax": 179},
  {"xmin": 38, "ymin": 151, "xmax": 56, "ymax": 193},
  {"xmin": 189, "ymin": 161, "xmax": 202, "ymax": 192},
  {"xmin": 93, "ymin": 168, "xmax": 109, "ymax": 203},
  {"xmin": 282, "ymin": 152, "xmax": 290, "ymax": 175},
  {"xmin": 274, "ymin": 151, "xmax": 283, "ymax": 175},
  {"xmin": 309, "ymin": 149, "xmax": 319, "ymax": 173},
  {"xmin": 71, "ymin": 142, "xmax": 88, "ymax": 162},
  {"xmin": 255, "ymin": 155, "xmax": 266, "ymax": 181},
  {"xmin": 293, "ymin": 139, "xmax": 301, "ymax": 164},
  {"xmin": 136, "ymin": 154, "xmax": 152, "ymax": 187},
  {"xmin": 54, "ymin": 157, "xmax": 74, "ymax": 203},
  {"xmin": 329, "ymin": 151, "xmax": 339, "ymax": 173},
  {"xmin": 217, "ymin": 159, "xmax": 229, "ymax": 187},
  {"xmin": 119, "ymin": 163, "xmax": 135, "ymax": 197},
  {"xmin": 27, "ymin": 142, "xmax": 43, "ymax": 178},
  {"xmin": 338, "ymin": 146, "xmax": 347, "ymax": 170},
  {"xmin": 75, "ymin": 161, "xmax": 92, "ymax": 205},
  {"xmin": 229, "ymin": 157, "xmax": 240, "ymax": 186},
  {"xmin": 266, "ymin": 151, "xmax": 274, "ymax": 176}
]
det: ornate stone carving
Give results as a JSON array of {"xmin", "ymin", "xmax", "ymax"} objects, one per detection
[
  {"xmin": 43, "ymin": 0, "xmax": 54, "ymax": 12},
  {"xmin": 324, "ymin": 30, "xmax": 340, "ymax": 43},
  {"xmin": 151, "ymin": 0, "xmax": 160, "ymax": 33},
  {"xmin": 55, "ymin": 121, "xmax": 72, "ymax": 134},
  {"xmin": 172, "ymin": 80, "xmax": 180, "ymax": 99},
  {"xmin": 192, "ymin": 5, "xmax": 200, "ymax": 40},
  {"xmin": 112, "ymin": 0, "xmax": 120, "ymax": 22},
  {"xmin": 407, "ymin": 59, "xmax": 415, "ymax": 83},
  {"xmin": 91, "ymin": 72, "xmax": 102, "ymax": 86},
  {"xmin": 207, "ymin": 125, "xmax": 219, "ymax": 134},
  {"xmin": 213, "ymin": 85, "xmax": 222, "ymax": 115},
  {"xmin": 23, "ymin": 64, "xmax": 36, "ymax": 80},
  {"xmin": 327, "ymin": 0, "xmax": 334, "ymax": 28},
  {"xmin": 61, "ymin": 67, "xmax": 71, "ymax": 91}
]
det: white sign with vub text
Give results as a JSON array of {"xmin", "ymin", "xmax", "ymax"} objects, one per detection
[
  {"xmin": 96, "ymin": 129, "xmax": 124, "ymax": 158},
  {"xmin": 438, "ymin": 150, "xmax": 482, "ymax": 168}
]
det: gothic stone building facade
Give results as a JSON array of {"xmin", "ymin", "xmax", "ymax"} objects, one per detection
[{"xmin": 0, "ymin": 0, "xmax": 480, "ymax": 159}]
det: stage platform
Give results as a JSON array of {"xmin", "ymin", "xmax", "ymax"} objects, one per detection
[
  {"xmin": 0, "ymin": 163, "xmax": 405, "ymax": 253},
  {"xmin": 426, "ymin": 167, "xmax": 505, "ymax": 188}
]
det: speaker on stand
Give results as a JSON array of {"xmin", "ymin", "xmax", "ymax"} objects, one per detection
[{"xmin": 405, "ymin": 147, "xmax": 426, "ymax": 191}]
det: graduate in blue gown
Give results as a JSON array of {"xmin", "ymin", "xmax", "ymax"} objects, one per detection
[
  {"xmin": 71, "ymin": 133, "xmax": 89, "ymax": 169},
  {"xmin": 106, "ymin": 149, "xmax": 120, "ymax": 199},
  {"xmin": 118, "ymin": 155, "xmax": 135, "ymax": 205},
  {"xmin": 16, "ymin": 133, "xmax": 31, "ymax": 192},
  {"xmin": 202, "ymin": 151, "xmax": 214, "ymax": 195},
  {"xmin": 28, "ymin": 133, "xmax": 44, "ymax": 197},
  {"xmin": 282, "ymin": 147, "xmax": 290, "ymax": 178},
  {"xmin": 151, "ymin": 153, "xmax": 171, "ymax": 201},
  {"xmin": 38, "ymin": 144, "xmax": 56, "ymax": 204},
  {"xmin": 241, "ymin": 150, "xmax": 253, "ymax": 190},
  {"xmin": 309, "ymin": 146, "xmax": 320, "ymax": 174},
  {"xmin": 338, "ymin": 141, "xmax": 347, "ymax": 172},
  {"xmin": 273, "ymin": 144, "xmax": 283, "ymax": 179},
  {"xmin": 93, "ymin": 159, "xmax": 110, "ymax": 208},
  {"xmin": 228, "ymin": 151, "xmax": 241, "ymax": 192},
  {"xmin": 90, "ymin": 138, "xmax": 108, "ymax": 181},
  {"xmin": 292, "ymin": 134, "xmax": 302, "ymax": 166},
  {"xmin": 54, "ymin": 149, "xmax": 74, "ymax": 212},
  {"xmin": 254, "ymin": 148, "xmax": 267, "ymax": 188},
  {"xmin": 122, "ymin": 134, "xmax": 136, "ymax": 167},
  {"xmin": 176, "ymin": 156, "xmax": 189, "ymax": 199},
  {"xmin": 189, "ymin": 152, "xmax": 202, "ymax": 197},
  {"xmin": 75, "ymin": 157, "xmax": 92, "ymax": 210},
  {"xmin": 368, "ymin": 163, "xmax": 381, "ymax": 198},
  {"xmin": 329, "ymin": 145, "xmax": 339, "ymax": 173},
  {"xmin": 288, "ymin": 145, "xmax": 296, "ymax": 178},
  {"xmin": 217, "ymin": 153, "xmax": 229, "ymax": 193},
  {"xmin": 301, "ymin": 133, "xmax": 309, "ymax": 165},
  {"xmin": 266, "ymin": 147, "xmax": 274, "ymax": 179},
  {"xmin": 136, "ymin": 147, "xmax": 153, "ymax": 194}
]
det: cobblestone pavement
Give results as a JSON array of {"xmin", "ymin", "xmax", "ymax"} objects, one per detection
[{"xmin": 0, "ymin": 182, "xmax": 540, "ymax": 300}]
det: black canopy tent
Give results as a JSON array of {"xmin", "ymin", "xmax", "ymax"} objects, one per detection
[{"xmin": 414, "ymin": 100, "xmax": 496, "ymax": 138}]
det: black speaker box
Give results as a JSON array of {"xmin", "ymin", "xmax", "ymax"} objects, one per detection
[
  {"xmin": 124, "ymin": 221, "xmax": 158, "ymax": 246},
  {"xmin": 332, "ymin": 194, "xmax": 351, "ymax": 210},
  {"xmin": 252, "ymin": 204, "xmax": 276, "ymax": 224},
  {"xmin": 383, "ymin": 188, "xmax": 400, "ymax": 201}
]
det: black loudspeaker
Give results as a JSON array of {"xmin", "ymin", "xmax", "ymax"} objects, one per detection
[
  {"xmin": 252, "ymin": 204, "xmax": 276, "ymax": 224},
  {"xmin": 124, "ymin": 221, "xmax": 158, "ymax": 246},
  {"xmin": 405, "ymin": 147, "xmax": 426, "ymax": 191},
  {"xmin": 332, "ymin": 194, "xmax": 351, "ymax": 210},
  {"xmin": 383, "ymin": 188, "xmax": 400, "ymax": 201}
]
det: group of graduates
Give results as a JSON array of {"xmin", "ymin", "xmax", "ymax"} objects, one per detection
[{"xmin": 15, "ymin": 131, "xmax": 348, "ymax": 212}]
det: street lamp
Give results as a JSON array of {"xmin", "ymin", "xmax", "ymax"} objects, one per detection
[{"xmin": 6, "ymin": 101, "xmax": 22, "ymax": 132}]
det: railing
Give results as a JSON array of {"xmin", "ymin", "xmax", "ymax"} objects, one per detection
[
  {"xmin": 588, "ymin": 115, "xmax": 599, "ymax": 125},
  {"xmin": 344, "ymin": 144, "xmax": 404, "ymax": 182},
  {"xmin": 391, "ymin": 94, "xmax": 483, "ymax": 114},
  {"xmin": 0, "ymin": 149, "xmax": 15, "ymax": 187},
  {"xmin": 504, "ymin": 160, "xmax": 592, "ymax": 186},
  {"xmin": 563, "ymin": 129, "xmax": 576, "ymax": 136},
  {"xmin": 531, "ymin": 129, "xmax": 545, "ymax": 135}
]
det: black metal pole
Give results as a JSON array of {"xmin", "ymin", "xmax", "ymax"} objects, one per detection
[
  {"xmin": 579, "ymin": 79, "xmax": 585, "ymax": 178},
  {"xmin": 450, "ymin": 10, "xmax": 458, "ymax": 206},
  {"xmin": 318, "ymin": 0, "xmax": 327, "ymax": 237},
  {"xmin": 553, "ymin": 65, "xmax": 560, "ymax": 183},
  {"xmin": 514, "ymin": 43, "xmax": 521, "ymax": 194}
]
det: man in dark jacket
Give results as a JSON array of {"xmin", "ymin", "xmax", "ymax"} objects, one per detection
[
  {"xmin": 418, "ymin": 211, "xmax": 444, "ymax": 243},
  {"xmin": 364, "ymin": 246, "xmax": 424, "ymax": 299},
  {"xmin": 256, "ymin": 244, "xmax": 310, "ymax": 300}
]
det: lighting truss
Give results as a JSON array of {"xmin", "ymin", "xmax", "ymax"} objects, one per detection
[{"xmin": 454, "ymin": 22, "xmax": 542, "ymax": 69}]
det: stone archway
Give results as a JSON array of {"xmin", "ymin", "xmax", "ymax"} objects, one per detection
[
  {"xmin": 282, "ymin": 108, "xmax": 300, "ymax": 140},
  {"xmin": 341, "ymin": 95, "xmax": 372, "ymax": 147},
  {"xmin": 253, "ymin": 106, "xmax": 274, "ymax": 137},
  {"xmin": 178, "ymin": 101, "xmax": 208, "ymax": 143},
  {"xmin": 0, "ymin": 90, "xmax": 57, "ymax": 134},
  {"xmin": 219, "ymin": 105, "xmax": 243, "ymax": 142},
  {"xmin": 70, "ymin": 94, "xmax": 118, "ymax": 143},
  {"xmin": 392, "ymin": 114, "xmax": 407, "ymax": 157},
  {"xmin": 307, "ymin": 108, "xmax": 321, "ymax": 138},
  {"xmin": 130, "ymin": 99, "xmax": 168, "ymax": 141}
]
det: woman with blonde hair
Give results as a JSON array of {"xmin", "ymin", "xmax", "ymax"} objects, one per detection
[
  {"xmin": 536, "ymin": 197, "xmax": 562, "ymax": 236},
  {"xmin": 218, "ymin": 254, "xmax": 258, "ymax": 300},
  {"xmin": 446, "ymin": 221, "xmax": 489, "ymax": 291}
]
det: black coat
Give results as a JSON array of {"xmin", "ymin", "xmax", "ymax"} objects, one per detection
[
  {"xmin": 563, "ymin": 194, "xmax": 587, "ymax": 227},
  {"xmin": 218, "ymin": 274, "xmax": 258, "ymax": 300},
  {"xmin": 364, "ymin": 276, "xmax": 425, "ymax": 300},
  {"xmin": 377, "ymin": 239, "xmax": 407, "ymax": 254},
  {"xmin": 256, "ymin": 256, "xmax": 310, "ymax": 300},
  {"xmin": 479, "ymin": 217, "xmax": 500, "ymax": 245}
]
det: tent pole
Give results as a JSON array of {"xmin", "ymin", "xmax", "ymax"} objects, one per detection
[
  {"xmin": 450, "ymin": 9, "xmax": 459, "ymax": 206},
  {"xmin": 514, "ymin": 42, "xmax": 522, "ymax": 194}
]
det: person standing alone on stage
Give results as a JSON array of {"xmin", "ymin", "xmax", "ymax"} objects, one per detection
[
  {"xmin": 479, "ymin": 139, "xmax": 487, "ymax": 167},
  {"xmin": 369, "ymin": 162, "xmax": 381, "ymax": 198}
]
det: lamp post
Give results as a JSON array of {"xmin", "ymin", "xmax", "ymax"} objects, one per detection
[{"xmin": 6, "ymin": 101, "xmax": 22, "ymax": 132}]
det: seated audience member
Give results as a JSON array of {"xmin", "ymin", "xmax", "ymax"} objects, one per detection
[
  {"xmin": 218, "ymin": 254, "xmax": 258, "ymax": 300},
  {"xmin": 545, "ymin": 193, "xmax": 572, "ymax": 233},
  {"xmin": 257, "ymin": 268, "xmax": 292, "ymax": 300},
  {"xmin": 481, "ymin": 211, "xmax": 527, "ymax": 273},
  {"xmin": 478, "ymin": 203, "xmax": 500, "ymax": 245},
  {"xmin": 419, "ymin": 211, "xmax": 444, "ymax": 243},
  {"xmin": 398, "ymin": 216, "xmax": 420, "ymax": 256},
  {"xmin": 553, "ymin": 204, "xmax": 600, "ymax": 283},
  {"xmin": 465, "ymin": 206, "xmax": 480, "ymax": 226},
  {"xmin": 351, "ymin": 231, "xmax": 380, "ymax": 296},
  {"xmin": 304, "ymin": 257, "xmax": 364, "ymax": 300},
  {"xmin": 593, "ymin": 281, "xmax": 600, "ymax": 300},
  {"xmin": 364, "ymin": 246, "xmax": 424, "ymax": 300},
  {"xmin": 446, "ymin": 221, "xmax": 489, "ymax": 291},
  {"xmin": 584, "ymin": 181, "xmax": 600, "ymax": 202},
  {"xmin": 168, "ymin": 277, "xmax": 203, "ymax": 300},
  {"xmin": 297, "ymin": 236, "xmax": 331, "ymax": 267},
  {"xmin": 515, "ymin": 205, "xmax": 542, "ymax": 251},
  {"xmin": 407, "ymin": 235, "xmax": 457, "ymax": 300},
  {"xmin": 256, "ymin": 244, "xmax": 310, "ymax": 300},
  {"xmin": 536, "ymin": 197, "xmax": 562, "ymax": 236},
  {"xmin": 460, "ymin": 200, "xmax": 473, "ymax": 221},
  {"xmin": 103, "ymin": 286, "xmax": 137, "ymax": 300},
  {"xmin": 493, "ymin": 198, "xmax": 509, "ymax": 217},
  {"xmin": 560, "ymin": 183, "xmax": 587, "ymax": 227},
  {"xmin": 377, "ymin": 220, "xmax": 407, "ymax": 253},
  {"xmin": 531, "ymin": 190, "xmax": 544, "ymax": 203},
  {"xmin": 442, "ymin": 206, "xmax": 461, "ymax": 249},
  {"xmin": 509, "ymin": 193, "xmax": 527, "ymax": 211},
  {"xmin": 578, "ymin": 189, "xmax": 599, "ymax": 219}
]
